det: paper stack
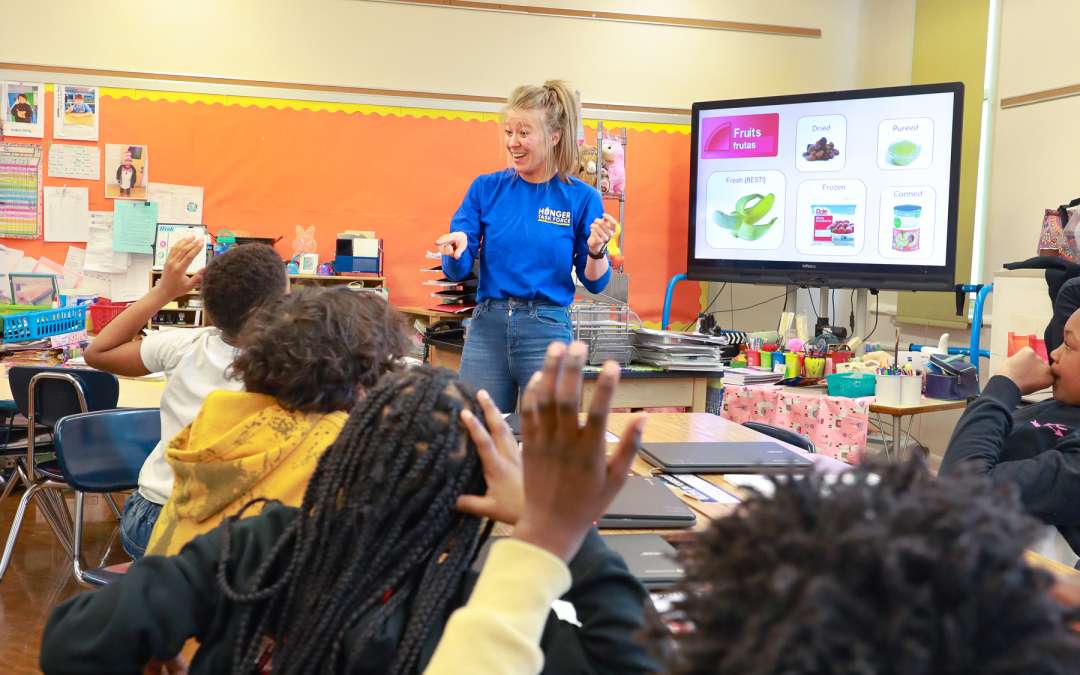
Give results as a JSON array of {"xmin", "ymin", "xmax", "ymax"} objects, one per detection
[
  {"xmin": 721, "ymin": 367, "xmax": 784, "ymax": 385},
  {"xmin": 633, "ymin": 328, "xmax": 727, "ymax": 371}
]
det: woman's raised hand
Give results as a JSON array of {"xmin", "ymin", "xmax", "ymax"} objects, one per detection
[{"xmin": 435, "ymin": 232, "xmax": 468, "ymax": 260}]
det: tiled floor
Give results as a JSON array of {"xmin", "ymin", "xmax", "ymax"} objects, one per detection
[{"xmin": 0, "ymin": 488, "xmax": 129, "ymax": 673}]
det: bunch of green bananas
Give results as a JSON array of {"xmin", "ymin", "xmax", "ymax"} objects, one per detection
[{"xmin": 713, "ymin": 193, "xmax": 777, "ymax": 240}]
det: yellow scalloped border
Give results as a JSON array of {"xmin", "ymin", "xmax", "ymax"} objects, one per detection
[{"xmin": 89, "ymin": 86, "xmax": 688, "ymax": 133}]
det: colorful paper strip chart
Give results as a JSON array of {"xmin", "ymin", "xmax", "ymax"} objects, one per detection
[{"xmin": 0, "ymin": 143, "xmax": 42, "ymax": 239}]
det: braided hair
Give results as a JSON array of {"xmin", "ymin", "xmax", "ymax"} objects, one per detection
[{"xmin": 215, "ymin": 366, "xmax": 490, "ymax": 674}]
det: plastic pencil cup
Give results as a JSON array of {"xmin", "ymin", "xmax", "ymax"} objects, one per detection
[
  {"xmin": 875, "ymin": 375, "xmax": 902, "ymax": 406},
  {"xmin": 804, "ymin": 357, "xmax": 825, "ymax": 378},
  {"xmin": 900, "ymin": 374, "xmax": 923, "ymax": 405},
  {"xmin": 773, "ymin": 360, "xmax": 787, "ymax": 375},
  {"xmin": 747, "ymin": 349, "xmax": 761, "ymax": 367},
  {"xmin": 760, "ymin": 350, "xmax": 773, "ymax": 370},
  {"xmin": 784, "ymin": 352, "xmax": 800, "ymax": 378}
]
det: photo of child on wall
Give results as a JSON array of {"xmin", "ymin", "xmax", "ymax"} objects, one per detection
[
  {"xmin": 105, "ymin": 144, "xmax": 149, "ymax": 200},
  {"xmin": 6, "ymin": 83, "xmax": 41, "ymax": 124},
  {"xmin": 2, "ymin": 81, "xmax": 46, "ymax": 138},
  {"xmin": 54, "ymin": 84, "xmax": 100, "ymax": 141},
  {"xmin": 64, "ymin": 89, "xmax": 95, "ymax": 122}
]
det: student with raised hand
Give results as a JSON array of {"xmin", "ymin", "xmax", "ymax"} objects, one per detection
[
  {"xmin": 40, "ymin": 345, "xmax": 654, "ymax": 675},
  {"xmin": 434, "ymin": 80, "xmax": 617, "ymax": 413},
  {"xmin": 432, "ymin": 348, "xmax": 1080, "ymax": 675},
  {"xmin": 426, "ymin": 341, "xmax": 647, "ymax": 675},
  {"xmin": 144, "ymin": 286, "xmax": 409, "ymax": 556},
  {"xmin": 84, "ymin": 240, "xmax": 288, "ymax": 559}
]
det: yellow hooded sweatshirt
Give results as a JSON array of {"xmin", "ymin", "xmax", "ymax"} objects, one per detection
[{"xmin": 145, "ymin": 390, "xmax": 347, "ymax": 557}]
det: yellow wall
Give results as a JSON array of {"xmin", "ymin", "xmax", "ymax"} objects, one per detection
[
  {"xmin": 2, "ymin": 0, "xmax": 911, "ymax": 109},
  {"xmin": 983, "ymin": 0, "xmax": 1080, "ymax": 282},
  {"xmin": 894, "ymin": 0, "xmax": 989, "ymax": 328}
]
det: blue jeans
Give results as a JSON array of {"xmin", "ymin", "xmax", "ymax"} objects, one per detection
[
  {"xmin": 120, "ymin": 491, "xmax": 162, "ymax": 559},
  {"xmin": 459, "ymin": 298, "xmax": 573, "ymax": 412}
]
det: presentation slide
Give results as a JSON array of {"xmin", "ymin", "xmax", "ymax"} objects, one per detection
[{"xmin": 692, "ymin": 91, "xmax": 956, "ymax": 268}]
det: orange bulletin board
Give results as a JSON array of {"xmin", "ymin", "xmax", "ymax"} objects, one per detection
[{"xmin": 7, "ymin": 85, "xmax": 702, "ymax": 324}]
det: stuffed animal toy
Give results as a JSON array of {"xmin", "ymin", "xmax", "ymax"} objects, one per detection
[
  {"xmin": 576, "ymin": 146, "xmax": 599, "ymax": 187},
  {"xmin": 601, "ymin": 134, "xmax": 626, "ymax": 196},
  {"xmin": 292, "ymin": 225, "xmax": 317, "ymax": 257}
]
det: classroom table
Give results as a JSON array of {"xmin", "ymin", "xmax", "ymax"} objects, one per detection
[
  {"xmin": 605, "ymin": 412, "xmax": 1078, "ymax": 581},
  {"xmin": 0, "ymin": 365, "xmax": 166, "ymax": 408},
  {"xmin": 776, "ymin": 385, "xmax": 967, "ymax": 458},
  {"xmin": 425, "ymin": 337, "xmax": 716, "ymax": 412},
  {"xmin": 0, "ymin": 370, "xmax": 1071, "ymax": 581}
]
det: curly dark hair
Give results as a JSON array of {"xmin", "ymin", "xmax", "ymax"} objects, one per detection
[
  {"xmin": 657, "ymin": 458, "xmax": 1080, "ymax": 674},
  {"xmin": 202, "ymin": 244, "xmax": 288, "ymax": 339},
  {"xmin": 230, "ymin": 287, "xmax": 409, "ymax": 413},
  {"xmin": 216, "ymin": 366, "xmax": 490, "ymax": 674}
]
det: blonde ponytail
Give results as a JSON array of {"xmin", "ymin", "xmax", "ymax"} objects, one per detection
[{"xmin": 505, "ymin": 80, "xmax": 580, "ymax": 182}]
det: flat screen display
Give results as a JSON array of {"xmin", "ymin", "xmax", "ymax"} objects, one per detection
[{"xmin": 687, "ymin": 83, "xmax": 964, "ymax": 290}]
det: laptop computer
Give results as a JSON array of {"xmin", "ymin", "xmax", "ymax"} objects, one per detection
[
  {"xmin": 599, "ymin": 475, "xmax": 697, "ymax": 529},
  {"xmin": 600, "ymin": 534, "xmax": 685, "ymax": 589},
  {"xmin": 473, "ymin": 533, "xmax": 685, "ymax": 590},
  {"xmin": 640, "ymin": 441, "xmax": 812, "ymax": 474},
  {"xmin": 503, "ymin": 412, "xmax": 521, "ymax": 437}
]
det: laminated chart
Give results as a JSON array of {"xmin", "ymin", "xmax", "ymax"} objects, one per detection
[{"xmin": 0, "ymin": 143, "xmax": 42, "ymax": 239}]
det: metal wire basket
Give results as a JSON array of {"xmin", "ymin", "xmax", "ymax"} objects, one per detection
[{"xmin": 569, "ymin": 302, "xmax": 640, "ymax": 365}]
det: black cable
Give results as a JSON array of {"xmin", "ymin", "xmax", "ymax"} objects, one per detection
[
  {"xmin": 682, "ymin": 283, "xmax": 726, "ymax": 332},
  {"xmin": 806, "ymin": 290, "xmax": 818, "ymax": 321},
  {"xmin": 849, "ymin": 288, "xmax": 856, "ymax": 334},
  {"xmin": 709, "ymin": 291, "xmax": 788, "ymax": 315},
  {"xmin": 861, "ymin": 292, "xmax": 880, "ymax": 342},
  {"xmin": 830, "ymin": 290, "xmax": 835, "ymax": 325}
]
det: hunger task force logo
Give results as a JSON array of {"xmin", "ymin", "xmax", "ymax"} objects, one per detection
[{"xmin": 538, "ymin": 206, "xmax": 572, "ymax": 226}]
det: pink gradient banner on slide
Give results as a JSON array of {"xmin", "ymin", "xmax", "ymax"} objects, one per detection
[{"xmin": 700, "ymin": 113, "xmax": 779, "ymax": 159}]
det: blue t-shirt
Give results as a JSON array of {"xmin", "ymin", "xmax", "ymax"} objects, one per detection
[{"xmin": 442, "ymin": 170, "xmax": 611, "ymax": 306}]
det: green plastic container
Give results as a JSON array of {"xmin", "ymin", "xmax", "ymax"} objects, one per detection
[{"xmin": 826, "ymin": 372, "xmax": 877, "ymax": 398}]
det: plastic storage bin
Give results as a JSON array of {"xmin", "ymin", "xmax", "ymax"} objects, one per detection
[
  {"xmin": 826, "ymin": 372, "xmax": 877, "ymax": 398},
  {"xmin": 0, "ymin": 305, "xmax": 88, "ymax": 343},
  {"xmin": 89, "ymin": 302, "xmax": 131, "ymax": 334}
]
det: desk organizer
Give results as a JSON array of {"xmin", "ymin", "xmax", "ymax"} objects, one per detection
[
  {"xmin": 0, "ymin": 305, "xmax": 88, "ymax": 343},
  {"xmin": 826, "ymin": 372, "xmax": 876, "ymax": 398}
]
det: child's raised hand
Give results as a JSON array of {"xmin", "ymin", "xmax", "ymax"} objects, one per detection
[
  {"xmin": 158, "ymin": 236, "xmax": 203, "ymax": 299},
  {"xmin": 514, "ymin": 341, "xmax": 644, "ymax": 561},
  {"xmin": 456, "ymin": 389, "xmax": 524, "ymax": 525}
]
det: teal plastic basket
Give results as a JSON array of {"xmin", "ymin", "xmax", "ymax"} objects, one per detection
[
  {"xmin": 826, "ymin": 372, "xmax": 876, "ymax": 398},
  {"xmin": 1, "ymin": 305, "xmax": 88, "ymax": 343}
]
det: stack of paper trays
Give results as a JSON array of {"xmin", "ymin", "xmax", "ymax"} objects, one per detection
[{"xmin": 633, "ymin": 328, "xmax": 726, "ymax": 371}]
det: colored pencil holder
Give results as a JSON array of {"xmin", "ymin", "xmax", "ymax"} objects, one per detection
[
  {"xmin": 760, "ymin": 350, "xmax": 773, "ymax": 370},
  {"xmin": 900, "ymin": 374, "xmax": 923, "ymax": 405},
  {"xmin": 804, "ymin": 357, "xmax": 825, "ymax": 378},
  {"xmin": 875, "ymin": 375, "xmax": 903, "ymax": 406},
  {"xmin": 747, "ymin": 349, "xmax": 761, "ymax": 367},
  {"xmin": 784, "ymin": 352, "xmax": 800, "ymax": 378}
]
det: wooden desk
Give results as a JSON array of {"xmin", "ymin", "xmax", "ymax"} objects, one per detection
[
  {"xmin": 606, "ymin": 413, "xmax": 1080, "ymax": 582},
  {"xmin": 397, "ymin": 305, "xmax": 469, "ymax": 328},
  {"xmin": 0, "ymin": 365, "xmax": 166, "ymax": 409},
  {"xmin": 427, "ymin": 341, "xmax": 714, "ymax": 412},
  {"xmin": 778, "ymin": 385, "xmax": 967, "ymax": 458}
]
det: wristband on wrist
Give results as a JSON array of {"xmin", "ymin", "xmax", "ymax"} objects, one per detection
[{"xmin": 588, "ymin": 243, "xmax": 608, "ymax": 260}]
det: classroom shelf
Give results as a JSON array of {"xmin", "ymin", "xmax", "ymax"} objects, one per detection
[{"xmin": 146, "ymin": 269, "xmax": 386, "ymax": 329}]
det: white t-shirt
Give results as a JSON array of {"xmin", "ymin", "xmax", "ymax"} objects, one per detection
[{"xmin": 137, "ymin": 327, "xmax": 242, "ymax": 504}]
